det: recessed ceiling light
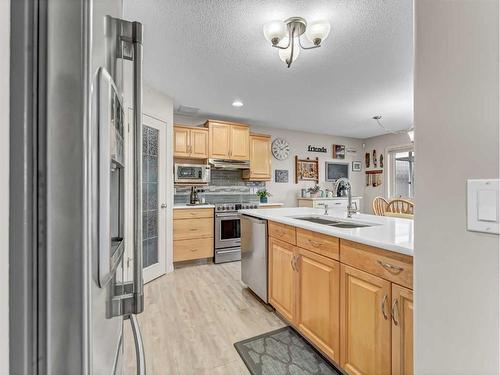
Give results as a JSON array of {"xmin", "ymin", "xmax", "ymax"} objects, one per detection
[{"xmin": 232, "ymin": 100, "xmax": 244, "ymax": 107}]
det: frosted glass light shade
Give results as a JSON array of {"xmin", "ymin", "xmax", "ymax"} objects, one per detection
[
  {"xmin": 305, "ymin": 20, "xmax": 331, "ymax": 45},
  {"xmin": 408, "ymin": 129, "xmax": 414, "ymax": 143},
  {"xmin": 263, "ymin": 21, "xmax": 287, "ymax": 45},
  {"xmin": 278, "ymin": 38, "xmax": 300, "ymax": 64}
]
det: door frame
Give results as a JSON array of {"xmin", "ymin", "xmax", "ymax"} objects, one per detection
[{"xmin": 126, "ymin": 109, "xmax": 168, "ymax": 283}]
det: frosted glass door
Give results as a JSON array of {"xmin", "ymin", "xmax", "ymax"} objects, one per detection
[{"xmin": 141, "ymin": 115, "xmax": 167, "ymax": 283}]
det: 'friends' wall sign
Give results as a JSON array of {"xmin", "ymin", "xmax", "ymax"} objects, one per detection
[{"xmin": 307, "ymin": 145, "xmax": 327, "ymax": 153}]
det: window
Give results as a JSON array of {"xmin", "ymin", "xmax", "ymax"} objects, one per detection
[{"xmin": 388, "ymin": 146, "xmax": 415, "ymax": 199}]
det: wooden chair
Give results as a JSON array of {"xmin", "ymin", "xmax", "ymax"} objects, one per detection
[
  {"xmin": 387, "ymin": 199, "xmax": 414, "ymax": 215},
  {"xmin": 372, "ymin": 196, "xmax": 389, "ymax": 216}
]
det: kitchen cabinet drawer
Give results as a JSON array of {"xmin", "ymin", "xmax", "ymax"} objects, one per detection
[
  {"xmin": 340, "ymin": 239, "xmax": 413, "ymax": 289},
  {"xmin": 268, "ymin": 221, "xmax": 296, "ymax": 245},
  {"xmin": 173, "ymin": 218, "xmax": 213, "ymax": 240},
  {"xmin": 296, "ymin": 228, "xmax": 339, "ymax": 260},
  {"xmin": 173, "ymin": 208, "xmax": 214, "ymax": 220},
  {"xmin": 173, "ymin": 238, "xmax": 214, "ymax": 262}
]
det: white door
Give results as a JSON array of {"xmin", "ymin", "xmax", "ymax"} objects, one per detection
[
  {"xmin": 141, "ymin": 114, "xmax": 167, "ymax": 282},
  {"xmin": 125, "ymin": 110, "xmax": 167, "ymax": 284}
]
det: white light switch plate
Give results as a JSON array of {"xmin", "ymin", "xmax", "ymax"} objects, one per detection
[{"xmin": 467, "ymin": 179, "xmax": 500, "ymax": 234}]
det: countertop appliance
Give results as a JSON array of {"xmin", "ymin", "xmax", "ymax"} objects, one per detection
[
  {"xmin": 175, "ymin": 163, "xmax": 211, "ymax": 184},
  {"xmin": 214, "ymin": 202, "xmax": 258, "ymax": 263},
  {"xmin": 240, "ymin": 215, "xmax": 268, "ymax": 303}
]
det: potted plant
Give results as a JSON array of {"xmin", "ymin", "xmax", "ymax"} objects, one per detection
[
  {"xmin": 256, "ymin": 189, "xmax": 271, "ymax": 204},
  {"xmin": 308, "ymin": 184, "xmax": 321, "ymax": 198}
]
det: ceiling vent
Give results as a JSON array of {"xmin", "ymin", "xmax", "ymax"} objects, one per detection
[{"xmin": 177, "ymin": 105, "xmax": 200, "ymax": 115}]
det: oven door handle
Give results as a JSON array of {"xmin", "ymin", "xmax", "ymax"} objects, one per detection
[
  {"xmin": 216, "ymin": 212, "xmax": 240, "ymax": 218},
  {"xmin": 216, "ymin": 249, "xmax": 241, "ymax": 254}
]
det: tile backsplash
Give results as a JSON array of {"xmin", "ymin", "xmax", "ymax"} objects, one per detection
[{"xmin": 174, "ymin": 169, "xmax": 265, "ymax": 204}]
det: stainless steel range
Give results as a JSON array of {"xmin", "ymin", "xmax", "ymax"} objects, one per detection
[{"xmin": 214, "ymin": 202, "xmax": 259, "ymax": 263}]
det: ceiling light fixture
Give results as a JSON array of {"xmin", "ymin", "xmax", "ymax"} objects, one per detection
[
  {"xmin": 263, "ymin": 17, "xmax": 330, "ymax": 68},
  {"xmin": 373, "ymin": 115, "xmax": 414, "ymax": 143},
  {"xmin": 232, "ymin": 100, "xmax": 244, "ymax": 108}
]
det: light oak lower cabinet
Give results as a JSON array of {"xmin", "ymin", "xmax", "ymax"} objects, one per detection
[
  {"xmin": 267, "ymin": 221, "xmax": 414, "ymax": 374},
  {"xmin": 340, "ymin": 264, "xmax": 392, "ymax": 375},
  {"xmin": 268, "ymin": 237, "xmax": 296, "ymax": 322},
  {"xmin": 296, "ymin": 248, "xmax": 340, "ymax": 362},
  {"xmin": 391, "ymin": 284, "xmax": 414, "ymax": 375},
  {"xmin": 173, "ymin": 208, "xmax": 214, "ymax": 262}
]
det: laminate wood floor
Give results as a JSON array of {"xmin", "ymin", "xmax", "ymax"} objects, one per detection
[{"xmin": 124, "ymin": 261, "xmax": 285, "ymax": 374}]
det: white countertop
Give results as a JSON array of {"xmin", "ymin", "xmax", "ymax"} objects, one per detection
[
  {"xmin": 259, "ymin": 202, "xmax": 284, "ymax": 207},
  {"xmin": 173, "ymin": 204, "xmax": 215, "ymax": 209},
  {"xmin": 238, "ymin": 207, "xmax": 413, "ymax": 256},
  {"xmin": 297, "ymin": 196, "xmax": 363, "ymax": 200}
]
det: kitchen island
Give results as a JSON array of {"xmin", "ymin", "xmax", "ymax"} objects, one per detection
[{"xmin": 238, "ymin": 207, "xmax": 413, "ymax": 375}]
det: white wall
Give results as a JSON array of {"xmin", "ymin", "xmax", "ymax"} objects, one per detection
[
  {"xmin": 362, "ymin": 132, "xmax": 413, "ymax": 212},
  {"xmin": 414, "ymin": 1, "xmax": 499, "ymax": 374},
  {"xmin": 0, "ymin": 0, "xmax": 9, "ymax": 372},
  {"xmin": 175, "ymin": 114, "xmax": 366, "ymax": 209}
]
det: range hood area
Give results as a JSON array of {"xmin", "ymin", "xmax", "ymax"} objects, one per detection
[{"xmin": 209, "ymin": 158, "xmax": 250, "ymax": 170}]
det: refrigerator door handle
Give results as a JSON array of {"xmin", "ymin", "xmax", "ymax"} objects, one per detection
[
  {"xmin": 106, "ymin": 17, "xmax": 145, "ymax": 317},
  {"xmin": 128, "ymin": 314, "xmax": 146, "ymax": 375},
  {"xmin": 131, "ymin": 20, "xmax": 145, "ymax": 315}
]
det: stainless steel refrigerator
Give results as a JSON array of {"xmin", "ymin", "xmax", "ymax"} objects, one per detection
[{"xmin": 10, "ymin": 1, "xmax": 146, "ymax": 374}]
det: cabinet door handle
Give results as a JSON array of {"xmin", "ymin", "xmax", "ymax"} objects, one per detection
[
  {"xmin": 294, "ymin": 255, "xmax": 300, "ymax": 272},
  {"xmin": 381, "ymin": 293, "xmax": 388, "ymax": 320},
  {"xmin": 290, "ymin": 256, "xmax": 295, "ymax": 271},
  {"xmin": 391, "ymin": 298, "xmax": 399, "ymax": 326},
  {"xmin": 377, "ymin": 260, "xmax": 404, "ymax": 274},
  {"xmin": 308, "ymin": 239, "xmax": 322, "ymax": 248}
]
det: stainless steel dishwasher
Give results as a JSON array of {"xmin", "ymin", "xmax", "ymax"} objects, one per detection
[{"xmin": 240, "ymin": 215, "xmax": 268, "ymax": 303}]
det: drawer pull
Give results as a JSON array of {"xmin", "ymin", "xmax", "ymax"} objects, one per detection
[
  {"xmin": 307, "ymin": 239, "xmax": 322, "ymax": 248},
  {"xmin": 377, "ymin": 260, "xmax": 404, "ymax": 274},
  {"xmin": 391, "ymin": 298, "xmax": 399, "ymax": 326},
  {"xmin": 381, "ymin": 294, "xmax": 388, "ymax": 320}
]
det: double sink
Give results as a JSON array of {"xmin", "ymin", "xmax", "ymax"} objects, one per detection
[{"xmin": 291, "ymin": 215, "xmax": 378, "ymax": 229}]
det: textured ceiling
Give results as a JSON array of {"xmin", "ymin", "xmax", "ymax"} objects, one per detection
[{"xmin": 124, "ymin": 0, "xmax": 413, "ymax": 138}]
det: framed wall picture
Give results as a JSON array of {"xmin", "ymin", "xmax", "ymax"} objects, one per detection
[
  {"xmin": 295, "ymin": 156, "xmax": 319, "ymax": 184},
  {"xmin": 332, "ymin": 144, "xmax": 346, "ymax": 159},
  {"xmin": 352, "ymin": 161, "xmax": 362, "ymax": 172},
  {"xmin": 275, "ymin": 169, "xmax": 289, "ymax": 183}
]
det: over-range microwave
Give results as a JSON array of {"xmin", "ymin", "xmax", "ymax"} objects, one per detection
[{"xmin": 174, "ymin": 163, "xmax": 211, "ymax": 184}]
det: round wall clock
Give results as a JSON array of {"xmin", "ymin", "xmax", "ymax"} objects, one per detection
[{"xmin": 272, "ymin": 138, "xmax": 290, "ymax": 160}]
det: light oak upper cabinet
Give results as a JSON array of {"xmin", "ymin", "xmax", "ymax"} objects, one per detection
[
  {"xmin": 190, "ymin": 128, "xmax": 209, "ymax": 158},
  {"xmin": 243, "ymin": 134, "xmax": 271, "ymax": 181},
  {"xmin": 230, "ymin": 125, "xmax": 250, "ymax": 160},
  {"xmin": 392, "ymin": 284, "xmax": 414, "ymax": 375},
  {"xmin": 205, "ymin": 120, "xmax": 249, "ymax": 160},
  {"xmin": 268, "ymin": 237, "xmax": 296, "ymax": 323},
  {"xmin": 340, "ymin": 264, "xmax": 391, "ymax": 375},
  {"xmin": 173, "ymin": 125, "xmax": 208, "ymax": 159},
  {"xmin": 296, "ymin": 248, "xmax": 340, "ymax": 362},
  {"xmin": 173, "ymin": 126, "xmax": 191, "ymax": 158},
  {"xmin": 207, "ymin": 121, "xmax": 231, "ymax": 158}
]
